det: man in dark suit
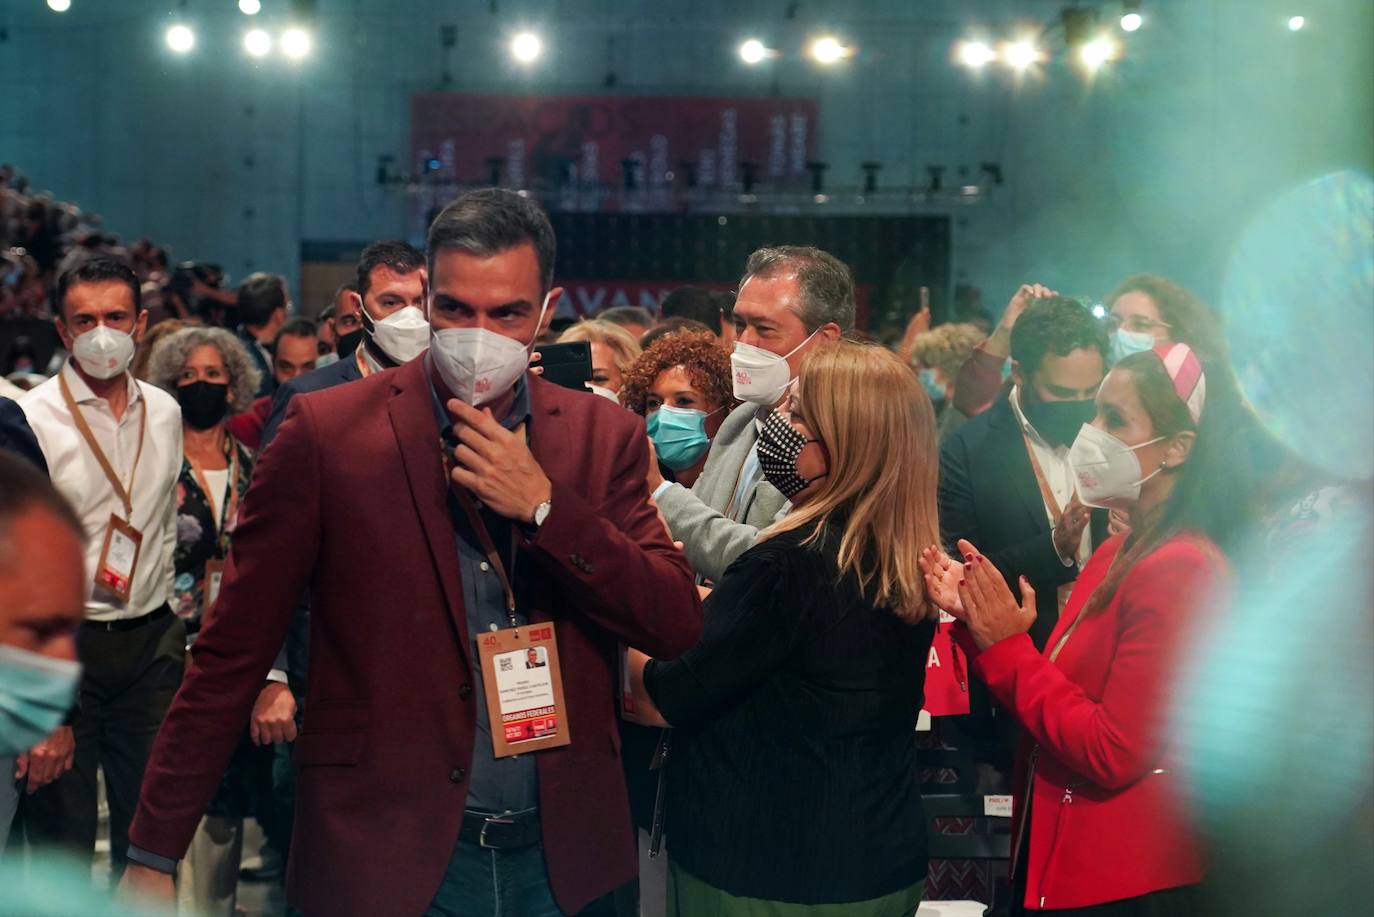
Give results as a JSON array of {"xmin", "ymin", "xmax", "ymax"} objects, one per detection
[
  {"xmin": 0, "ymin": 397, "xmax": 47, "ymax": 473},
  {"xmin": 235, "ymin": 273, "xmax": 290, "ymax": 399},
  {"xmin": 258, "ymin": 239, "xmax": 428, "ymax": 451},
  {"xmin": 939, "ymin": 297, "xmax": 1110, "ymax": 780},
  {"xmin": 120, "ymin": 190, "xmax": 702, "ymax": 916}
]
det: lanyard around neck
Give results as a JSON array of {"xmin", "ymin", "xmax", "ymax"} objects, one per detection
[
  {"xmin": 187, "ymin": 440, "xmax": 240, "ymax": 536},
  {"xmin": 59, "ymin": 370, "xmax": 146, "ymax": 521}
]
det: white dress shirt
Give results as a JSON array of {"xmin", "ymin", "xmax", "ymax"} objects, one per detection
[
  {"xmin": 21, "ymin": 361, "xmax": 183, "ymax": 621},
  {"xmin": 1009, "ymin": 386, "xmax": 1091, "ymax": 568}
]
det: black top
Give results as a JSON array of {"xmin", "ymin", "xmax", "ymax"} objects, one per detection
[{"xmin": 644, "ymin": 522, "xmax": 935, "ymax": 905}]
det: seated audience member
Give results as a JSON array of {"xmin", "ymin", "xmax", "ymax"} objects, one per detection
[
  {"xmin": 639, "ymin": 317, "xmax": 714, "ymax": 350},
  {"xmin": 653, "ymin": 246, "xmax": 852, "ymax": 584},
  {"xmin": 225, "ymin": 318, "xmax": 316, "ymax": 450},
  {"xmin": 555, "ymin": 318, "xmax": 642, "ymax": 396},
  {"xmin": 620, "ymin": 331, "xmax": 736, "ymax": 489},
  {"xmin": 923, "ymin": 342, "xmax": 1247, "ymax": 915},
  {"xmin": 147, "ymin": 326, "xmax": 274, "ymax": 916},
  {"xmin": 659, "ymin": 286, "xmax": 727, "ymax": 339},
  {"xmin": 234, "ymin": 273, "xmax": 291, "ymax": 399},
  {"xmin": 626, "ymin": 341, "xmax": 939, "ymax": 915},
  {"xmin": 597, "ymin": 305, "xmax": 655, "ymax": 341},
  {"xmin": 907, "ymin": 321, "xmax": 986, "ymax": 439}
]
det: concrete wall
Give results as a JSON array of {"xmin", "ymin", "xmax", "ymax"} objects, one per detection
[{"xmin": 2, "ymin": 0, "xmax": 1369, "ymax": 318}]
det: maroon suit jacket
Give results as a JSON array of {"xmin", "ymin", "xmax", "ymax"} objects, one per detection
[
  {"xmin": 128, "ymin": 358, "xmax": 703, "ymax": 915},
  {"xmin": 224, "ymin": 394, "xmax": 271, "ymax": 451}
]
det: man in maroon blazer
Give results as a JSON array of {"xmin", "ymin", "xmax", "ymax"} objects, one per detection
[{"xmin": 120, "ymin": 190, "xmax": 702, "ymax": 915}]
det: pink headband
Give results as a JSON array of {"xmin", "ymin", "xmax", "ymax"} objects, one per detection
[{"xmin": 1153, "ymin": 342, "xmax": 1206, "ymax": 425}]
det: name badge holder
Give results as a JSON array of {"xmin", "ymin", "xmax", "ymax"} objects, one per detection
[
  {"xmin": 451, "ymin": 485, "xmax": 571, "ymax": 759},
  {"xmin": 189, "ymin": 444, "xmax": 240, "ymax": 619}
]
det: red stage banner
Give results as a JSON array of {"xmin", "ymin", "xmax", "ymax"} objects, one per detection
[{"xmin": 411, "ymin": 93, "xmax": 818, "ymax": 190}]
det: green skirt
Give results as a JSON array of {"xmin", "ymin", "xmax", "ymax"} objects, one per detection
[{"xmin": 666, "ymin": 857, "xmax": 926, "ymax": 917}]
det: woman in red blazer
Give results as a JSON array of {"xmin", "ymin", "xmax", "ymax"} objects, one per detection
[{"xmin": 923, "ymin": 342, "xmax": 1250, "ymax": 915}]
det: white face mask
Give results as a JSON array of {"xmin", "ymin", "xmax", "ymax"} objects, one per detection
[
  {"xmin": 730, "ymin": 328, "xmax": 819, "ymax": 405},
  {"xmin": 366, "ymin": 305, "xmax": 430, "ymax": 365},
  {"xmin": 71, "ymin": 325, "xmax": 135, "ymax": 380},
  {"xmin": 1110, "ymin": 328, "xmax": 1156, "ymax": 364},
  {"xmin": 430, "ymin": 292, "xmax": 551, "ymax": 407},
  {"xmin": 1068, "ymin": 423, "xmax": 1168, "ymax": 509}
]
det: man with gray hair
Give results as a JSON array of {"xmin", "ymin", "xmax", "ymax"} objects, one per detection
[{"xmin": 651, "ymin": 244, "xmax": 855, "ymax": 584}]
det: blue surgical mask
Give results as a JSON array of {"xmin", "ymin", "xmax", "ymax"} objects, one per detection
[
  {"xmin": 0, "ymin": 644, "xmax": 81, "ymax": 756},
  {"xmin": 918, "ymin": 368, "xmax": 946, "ymax": 404},
  {"xmin": 647, "ymin": 405, "xmax": 717, "ymax": 471},
  {"xmin": 1110, "ymin": 329, "xmax": 1156, "ymax": 364}
]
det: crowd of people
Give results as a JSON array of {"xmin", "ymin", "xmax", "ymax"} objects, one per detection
[{"xmin": 0, "ymin": 181, "xmax": 1367, "ymax": 917}]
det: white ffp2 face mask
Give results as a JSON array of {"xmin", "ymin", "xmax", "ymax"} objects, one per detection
[
  {"xmin": 1068, "ymin": 423, "xmax": 1167, "ymax": 509},
  {"xmin": 430, "ymin": 292, "xmax": 551, "ymax": 406},
  {"xmin": 730, "ymin": 328, "xmax": 819, "ymax": 405},
  {"xmin": 71, "ymin": 325, "xmax": 135, "ymax": 380},
  {"xmin": 366, "ymin": 305, "xmax": 430, "ymax": 365}
]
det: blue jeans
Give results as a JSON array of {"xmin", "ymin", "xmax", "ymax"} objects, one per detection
[{"xmin": 425, "ymin": 837, "xmax": 564, "ymax": 917}]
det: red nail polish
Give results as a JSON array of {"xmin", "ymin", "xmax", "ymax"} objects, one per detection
[
  {"xmin": 964, "ymin": 553, "xmax": 974, "ymax": 561},
  {"xmin": 963, "ymin": 562, "xmax": 972, "ymax": 570}
]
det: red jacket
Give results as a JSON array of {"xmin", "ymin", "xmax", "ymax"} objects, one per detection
[
  {"xmin": 955, "ymin": 533, "xmax": 1227, "ymax": 910},
  {"xmin": 129, "ymin": 359, "xmax": 703, "ymax": 916},
  {"xmin": 224, "ymin": 394, "xmax": 272, "ymax": 451}
]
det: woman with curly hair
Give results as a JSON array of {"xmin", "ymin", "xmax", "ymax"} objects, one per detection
[
  {"xmin": 146, "ymin": 325, "xmax": 264, "ymax": 914},
  {"xmin": 621, "ymin": 330, "xmax": 737, "ymax": 488}
]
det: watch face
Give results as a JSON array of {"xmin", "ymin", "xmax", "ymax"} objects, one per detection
[{"xmin": 534, "ymin": 501, "xmax": 551, "ymax": 526}]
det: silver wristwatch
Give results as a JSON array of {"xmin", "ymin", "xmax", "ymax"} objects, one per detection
[{"xmin": 531, "ymin": 499, "xmax": 553, "ymax": 528}]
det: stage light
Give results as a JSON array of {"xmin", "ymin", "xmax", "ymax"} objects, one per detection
[
  {"xmin": 1078, "ymin": 36, "xmax": 1117, "ymax": 70},
  {"xmin": 1287, "ymin": 16, "xmax": 1305, "ymax": 31},
  {"xmin": 1092, "ymin": 304, "xmax": 1108, "ymax": 319},
  {"xmin": 957, "ymin": 41, "xmax": 997, "ymax": 68},
  {"xmin": 1003, "ymin": 40, "xmax": 1041, "ymax": 70},
  {"xmin": 282, "ymin": 28, "xmax": 312, "ymax": 59},
  {"xmin": 511, "ymin": 31, "xmax": 543, "ymax": 64},
  {"xmin": 809, "ymin": 36, "xmax": 850, "ymax": 65},
  {"xmin": 244, "ymin": 29, "xmax": 271, "ymax": 57},
  {"xmin": 1120, "ymin": 0, "xmax": 1143, "ymax": 32},
  {"xmin": 47, "ymin": 0, "xmax": 71, "ymax": 12},
  {"xmin": 166, "ymin": 25, "xmax": 195, "ymax": 54},
  {"xmin": 239, "ymin": 0, "xmax": 261, "ymax": 14},
  {"xmin": 739, "ymin": 39, "xmax": 771, "ymax": 64}
]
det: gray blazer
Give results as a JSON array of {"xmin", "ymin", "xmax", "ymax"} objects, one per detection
[{"xmin": 656, "ymin": 401, "xmax": 790, "ymax": 583}]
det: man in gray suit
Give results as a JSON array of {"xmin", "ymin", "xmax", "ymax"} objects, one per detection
[{"xmin": 649, "ymin": 246, "xmax": 855, "ymax": 582}]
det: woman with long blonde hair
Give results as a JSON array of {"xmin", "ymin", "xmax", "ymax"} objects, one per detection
[{"xmin": 626, "ymin": 340, "xmax": 940, "ymax": 916}]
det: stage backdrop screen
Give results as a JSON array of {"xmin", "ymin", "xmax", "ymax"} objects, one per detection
[{"xmin": 410, "ymin": 93, "xmax": 818, "ymax": 190}]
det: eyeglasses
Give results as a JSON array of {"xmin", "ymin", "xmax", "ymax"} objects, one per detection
[{"xmin": 1105, "ymin": 313, "xmax": 1171, "ymax": 335}]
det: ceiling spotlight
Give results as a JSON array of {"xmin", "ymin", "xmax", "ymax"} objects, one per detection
[
  {"xmin": 1120, "ymin": 0, "xmax": 1143, "ymax": 32},
  {"xmin": 166, "ymin": 24, "xmax": 195, "ymax": 54},
  {"xmin": 957, "ymin": 41, "xmax": 997, "ymax": 68},
  {"xmin": 244, "ymin": 29, "xmax": 272, "ymax": 57},
  {"xmin": 47, "ymin": 0, "xmax": 72, "ymax": 12},
  {"xmin": 1002, "ymin": 40, "xmax": 1042, "ymax": 70},
  {"xmin": 238, "ymin": 0, "xmax": 261, "ymax": 14},
  {"xmin": 511, "ymin": 31, "xmax": 543, "ymax": 64},
  {"xmin": 739, "ymin": 38, "xmax": 772, "ymax": 64},
  {"xmin": 809, "ymin": 36, "xmax": 850, "ymax": 65},
  {"xmin": 1078, "ymin": 37, "xmax": 1118, "ymax": 70},
  {"xmin": 1287, "ymin": 15, "xmax": 1305, "ymax": 31},
  {"xmin": 281, "ymin": 27, "xmax": 312, "ymax": 59}
]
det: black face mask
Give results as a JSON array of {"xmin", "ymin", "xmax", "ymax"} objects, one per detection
[
  {"xmin": 335, "ymin": 328, "xmax": 364, "ymax": 358},
  {"xmin": 177, "ymin": 381, "xmax": 230, "ymax": 431},
  {"xmin": 1021, "ymin": 395, "xmax": 1096, "ymax": 448}
]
